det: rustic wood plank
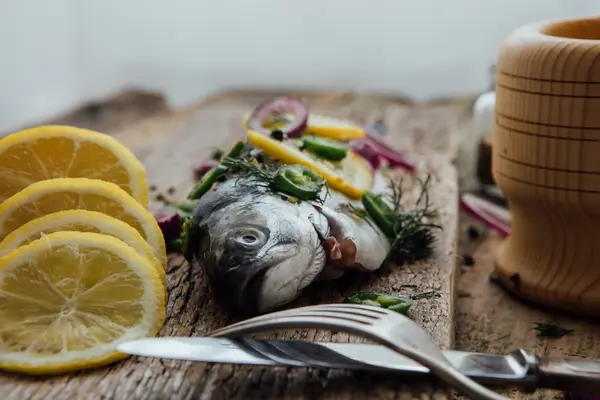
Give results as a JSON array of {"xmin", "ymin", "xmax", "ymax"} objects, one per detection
[
  {"xmin": 0, "ymin": 90, "xmax": 471, "ymax": 400},
  {"xmin": 2, "ymin": 88, "xmax": 170, "ymax": 137}
]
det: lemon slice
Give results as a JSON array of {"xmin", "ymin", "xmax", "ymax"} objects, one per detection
[
  {"xmin": 0, "ymin": 178, "xmax": 166, "ymax": 269},
  {"xmin": 0, "ymin": 210, "xmax": 166, "ymax": 286},
  {"xmin": 338, "ymin": 151, "xmax": 374, "ymax": 192},
  {"xmin": 0, "ymin": 231, "xmax": 165, "ymax": 375},
  {"xmin": 306, "ymin": 114, "xmax": 366, "ymax": 141},
  {"xmin": 300, "ymin": 150, "xmax": 373, "ymax": 192},
  {"xmin": 0, "ymin": 125, "xmax": 148, "ymax": 206}
]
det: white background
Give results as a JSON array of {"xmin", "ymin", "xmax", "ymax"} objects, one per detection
[{"xmin": 1, "ymin": 0, "xmax": 599, "ymax": 132}]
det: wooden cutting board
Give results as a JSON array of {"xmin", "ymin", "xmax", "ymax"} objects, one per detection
[{"xmin": 0, "ymin": 89, "xmax": 472, "ymax": 400}]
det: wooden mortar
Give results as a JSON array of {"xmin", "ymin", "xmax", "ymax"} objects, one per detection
[{"xmin": 492, "ymin": 16, "xmax": 600, "ymax": 316}]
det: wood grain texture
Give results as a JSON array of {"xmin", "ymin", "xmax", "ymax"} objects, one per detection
[
  {"xmin": 492, "ymin": 16, "xmax": 600, "ymax": 316},
  {"xmin": 0, "ymin": 90, "xmax": 471, "ymax": 400}
]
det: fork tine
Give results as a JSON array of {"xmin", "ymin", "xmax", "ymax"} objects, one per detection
[
  {"xmin": 209, "ymin": 313, "xmax": 440, "ymax": 378},
  {"xmin": 290, "ymin": 303, "xmax": 391, "ymax": 316},
  {"xmin": 208, "ymin": 304, "xmax": 387, "ymax": 337},
  {"xmin": 209, "ymin": 314, "xmax": 382, "ymax": 343},
  {"xmin": 297, "ymin": 305, "xmax": 389, "ymax": 317},
  {"xmin": 209, "ymin": 312, "xmax": 374, "ymax": 338},
  {"xmin": 207, "ymin": 305, "xmax": 330, "ymax": 334},
  {"xmin": 252, "ymin": 305, "xmax": 388, "ymax": 321}
]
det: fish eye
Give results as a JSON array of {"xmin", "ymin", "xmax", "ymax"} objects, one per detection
[
  {"xmin": 241, "ymin": 235, "xmax": 257, "ymax": 244},
  {"xmin": 229, "ymin": 227, "xmax": 266, "ymax": 250}
]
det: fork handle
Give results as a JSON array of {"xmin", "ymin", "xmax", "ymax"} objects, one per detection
[{"xmin": 538, "ymin": 356, "xmax": 600, "ymax": 394}]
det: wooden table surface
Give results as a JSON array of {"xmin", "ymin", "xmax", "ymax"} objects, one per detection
[
  {"xmin": 1, "ymin": 88, "xmax": 598, "ymax": 400},
  {"xmin": 1, "ymin": 89, "xmax": 469, "ymax": 400},
  {"xmin": 454, "ymin": 112, "xmax": 600, "ymax": 400}
]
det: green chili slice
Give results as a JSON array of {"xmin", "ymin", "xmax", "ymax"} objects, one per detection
[
  {"xmin": 387, "ymin": 301, "xmax": 412, "ymax": 315},
  {"xmin": 343, "ymin": 291, "xmax": 413, "ymax": 316},
  {"xmin": 221, "ymin": 140, "xmax": 246, "ymax": 160},
  {"xmin": 187, "ymin": 141, "xmax": 245, "ymax": 200},
  {"xmin": 272, "ymin": 165, "xmax": 325, "ymax": 200},
  {"xmin": 361, "ymin": 191, "xmax": 398, "ymax": 237},
  {"xmin": 187, "ymin": 164, "xmax": 228, "ymax": 200},
  {"xmin": 181, "ymin": 219, "xmax": 197, "ymax": 262},
  {"xmin": 301, "ymin": 135, "xmax": 348, "ymax": 161}
]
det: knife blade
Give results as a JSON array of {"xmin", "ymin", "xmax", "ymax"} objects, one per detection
[
  {"xmin": 117, "ymin": 337, "xmax": 600, "ymax": 394},
  {"xmin": 117, "ymin": 337, "xmax": 536, "ymax": 389}
]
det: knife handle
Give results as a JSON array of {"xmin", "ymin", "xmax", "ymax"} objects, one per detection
[{"xmin": 538, "ymin": 356, "xmax": 600, "ymax": 394}]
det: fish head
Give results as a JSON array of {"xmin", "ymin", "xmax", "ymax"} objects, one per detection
[{"xmin": 186, "ymin": 180, "xmax": 328, "ymax": 315}]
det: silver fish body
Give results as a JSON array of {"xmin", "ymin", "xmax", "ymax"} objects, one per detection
[{"xmin": 185, "ymin": 175, "xmax": 390, "ymax": 315}]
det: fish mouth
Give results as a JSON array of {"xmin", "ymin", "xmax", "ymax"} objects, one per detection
[
  {"xmin": 229, "ymin": 235, "xmax": 329, "ymax": 315},
  {"xmin": 223, "ymin": 243, "xmax": 301, "ymax": 315}
]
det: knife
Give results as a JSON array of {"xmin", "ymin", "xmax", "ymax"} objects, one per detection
[{"xmin": 117, "ymin": 337, "xmax": 600, "ymax": 394}]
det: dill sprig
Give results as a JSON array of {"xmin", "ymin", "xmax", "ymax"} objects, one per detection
[
  {"xmin": 220, "ymin": 156, "xmax": 330, "ymax": 204},
  {"xmin": 222, "ymin": 156, "xmax": 278, "ymax": 187},
  {"xmin": 385, "ymin": 174, "xmax": 442, "ymax": 263},
  {"xmin": 341, "ymin": 173, "xmax": 442, "ymax": 264}
]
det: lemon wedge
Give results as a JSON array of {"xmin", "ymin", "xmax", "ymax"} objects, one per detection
[
  {"xmin": 0, "ymin": 178, "xmax": 166, "ymax": 269},
  {"xmin": 0, "ymin": 231, "xmax": 165, "ymax": 375},
  {"xmin": 0, "ymin": 210, "xmax": 166, "ymax": 286},
  {"xmin": 0, "ymin": 125, "xmax": 148, "ymax": 206}
]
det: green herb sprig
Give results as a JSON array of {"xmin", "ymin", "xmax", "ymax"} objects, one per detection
[
  {"xmin": 385, "ymin": 174, "xmax": 441, "ymax": 263},
  {"xmin": 221, "ymin": 156, "xmax": 330, "ymax": 204},
  {"xmin": 343, "ymin": 173, "xmax": 442, "ymax": 264},
  {"xmin": 343, "ymin": 291, "xmax": 413, "ymax": 315},
  {"xmin": 221, "ymin": 156, "xmax": 279, "ymax": 186},
  {"xmin": 342, "ymin": 288, "xmax": 441, "ymax": 316}
]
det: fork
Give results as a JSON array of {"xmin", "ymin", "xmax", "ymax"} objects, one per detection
[{"xmin": 208, "ymin": 304, "xmax": 508, "ymax": 400}]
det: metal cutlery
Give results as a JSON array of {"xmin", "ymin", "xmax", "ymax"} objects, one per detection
[
  {"xmin": 118, "ymin": 304, "xmax": 600, "ymax": 397},
  {"xmin": 142, "ymin": 304, "xmax": 509, "ymax": 399},
  {"xmin": 119, "ymin": 335, "xmax": 600, "ymax": 395},
  {"xmin": 207, "ymin": 303, "xmax": 507, "ymax": 399}
]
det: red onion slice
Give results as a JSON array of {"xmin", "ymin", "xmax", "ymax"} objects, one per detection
[
  {"xmin": 460, "ymin": 193, "xmax": 511, "ymax": 237},
  {"xmin": 153, "ymin": 209, "xmax": 181, "ymax": 242},
  {"xmin": 365, "ymin": 126, "xmax": 408, "ymax": 158},
  {"xmin": 246, "ymin": 97, "xmax": 309, "ymax": 138},
  {"xmin": 349, "ymin": 137, "xmax": 416, "ymax": 172},
  {"xmin": 349, "ymin": 139, "xmax": 382, "ymax": 170}
]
